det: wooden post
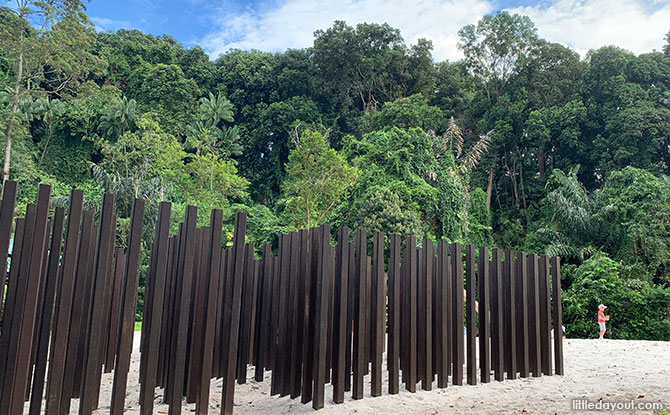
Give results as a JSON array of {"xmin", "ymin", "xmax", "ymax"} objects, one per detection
[
  {"xmin": 300, "ymin": 228, "xmax": 318, "ymax": 403},
  {"xmin": 421, "ymin": 238, "xmax": 433, "ymax": 391},
  {"xmin": 7, "ymin": 185, "xmax": 50, "ymax": 414},
  {"xmin": 44, "ymin": 190, "xmax": 83, "ymax": 414},
  {"xmin": 551, "ymin": 256, "xmax": 564, "ymax": 375},
  {"xmin": 80, "ymin": 194, "xmax": 116, "ymax": 414},
  {"xmin": 491, "ymin": 248, "xmax": 504, "ymax": 381},
  {"xmin": 465, "ymin": 245, "xmax": 477, "ymax": 385},
  {"xmin": 406, "ymin": 236, "xmax": 417, "ymax": 392},
  {"xmin": 110, "ymin": 198, "xmax": 146, "ymax": 414},
  {"xmin": 387, "ymin": 234, "xmax": 401, "ymax": 394},
  {"xmin": 504, "ymin": 250, "xmax": 517, "ymax": 380},
  {"xmin": 332, "ymin": 227, "xmax": 350, "ymax": 403},
  {"xmin": 451, "ymin": 243, "xmax": 464, "ymax": 386},
  {"xmin": 527, "ymin": 253, "xmax": 541, "ymax": 377},
  {"xmin": 312, "ymin": 225, "xmax": 331, "ymax": 409},
  {"xmin": 539, "ymin": 255, "xmax": 552, "ymax": 376},
  {"xmin": 221, "ymin": 212, "xmax": 248, "ymax": 414},
  {"xmin": 28, "ymin": 208, "xmax": 65, "ymax": 415},
  {"xmin": 516, "ymin": 252, "xmax": 529, "ymax": 378},
  {"xmin": 352, "ymin": 228, "xmax": 367, "ymax": 399},
  {"xmin": 478, "ymin": 247, "xmax": 491, "ymax": 383},
  {"xmin": 0, "ymin": 180, "xmax": 17, "ymax": 317},
  {"xmin": 371, "ymin": 232, "xmax": 385, "ymax": 396},
  {"xmin": 436, "ymin": 241, "xmax": 450, "ymax": 388}
]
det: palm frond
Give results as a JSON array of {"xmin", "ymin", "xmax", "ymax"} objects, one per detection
[
  {"xmin": 459, "ymin": 129, "xmax": 493, "ymax": 174},
  {"xmin": 444, "ymin": 117, "xmax": 464, "ymax": 157}
]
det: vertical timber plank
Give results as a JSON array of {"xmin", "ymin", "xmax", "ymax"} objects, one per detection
[
  {"xmin": 221, "ymin": 212, "xmax": 247, "ymax": 415},
  {"xmin": 551, "ymin": 256, "xmax": 564, "ymax": 375},
  {"xmin": 504, "ymin": 250, "xmax": 517, "ymax": 380},
  {"xmin": 44, "ymin": 189, "xmax": 83, "ymax": 414},
  {"xmin": 451, "ymin": 243, "xmax": 464, "ymax": 386},
  {"xmin": 312, "ymin": 225, "xmax": 331, "ymax": 409},
  {"xmin": 465, "ymin": 245, "xmax": 477, "ymax": 385},
  {"xmin": 539, "ymin": 255, "xmax": 552, "ymax": 376},
  {"xmin": 527, "ymin": 253, "xmax": 541, "ymax": 377},
  {"xmin": 388, "ymin": 234, "xmax": 400, "ymax": 394},
  {"xmin": 421, "ymin": 238, "xmax": 432, "ymax": 391},
  {"xmin": 140, "ymin": 202, "xmax": 172, "ymax": 415},
  {"xmin": 491, "ymin": 249, "xmax": 504, "ymax": 382},
  {"xmin": 406, "ymin": 236, "xmax": 417, "ymax": 392},
  {"xmin": 110, "ymin": 199, "xmax": 146, "ymax": 415},
  {"xmin": 516, "ymin": 252, "xmax": 529, "ymax": 378},
  {"xmin": 478, "ymin": 247, "xmax": 491, "ymax": 383},
  {"xmin": 332, "ymin": 226, "xmax": 350, "ymax": 403},
  {"xmin": 9, "ymin": 184, "xmax": 51, "ymax": 415},
  {"xmin": 29, "ymin": 207, "xmax": 65, "ymax": 415},
  {"xmin": 195, "ymin": 210, "xmax": 223, "ymax": 414},
  {"xmin": 0, "ymin": 180, "xmax": 17, "ymax": 317},
  {"xmin": 436, "ymin": 241, "xmax": 449, "ymax": 388},
  {"xmin": 352, "ymin": 228, "xmax": 367, "ymax": 399},
  {"xmin": 80, "ymin": 194, "xmax": 116, "ymax": 414}
]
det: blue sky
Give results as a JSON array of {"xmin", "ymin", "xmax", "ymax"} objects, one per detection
[{"xmin": 86, "ymin": 0, "xmax": 670, "ymax": 61}]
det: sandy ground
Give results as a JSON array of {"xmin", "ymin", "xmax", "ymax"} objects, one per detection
[{"xmin": 59, "ymin": 337, "xmax": 670, "ymax": 414}]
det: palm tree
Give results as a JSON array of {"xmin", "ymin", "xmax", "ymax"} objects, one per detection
[
  {"xmin": 538, "ymin": 167, "xmax": 601, "ymax": 260},
  {"xmin": 431, "ymin": 117, "xmax": 493, "ymax": 174},
  {"xmin": 198, "ymin": 92, "xmax": 234, "ymax": 125},
  {"xmin": 187, "ymin": 92, "xmax": 241, "ymax": 158},
  {"xmin": 99, "ymin": 96, "xmax": 137, "ymax": 139}
]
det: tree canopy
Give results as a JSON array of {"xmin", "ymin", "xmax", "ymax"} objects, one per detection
[{"xmin": 1, "ymin": 9, "xmax": 669, "ymax": 337}]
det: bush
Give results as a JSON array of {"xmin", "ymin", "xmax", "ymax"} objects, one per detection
[{"xmin": 563, "ymin": 252, "xmax": 670, "ymax": 340}]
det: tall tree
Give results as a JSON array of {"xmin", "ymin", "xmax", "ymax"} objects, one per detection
[
  {"xmin": 458, "ymin": 11, "xmax": 539, "ymax": 101},
  {"xmin": 458, "ymin": 12, "xmax": 539, "ymax": 211},
  {"xmin": 0, "ymin": 0, "xmax": 96, "ymax": 186},
  {"xmin": 283, "ymin": 130, "xmax": 359, "ymax": 229}
]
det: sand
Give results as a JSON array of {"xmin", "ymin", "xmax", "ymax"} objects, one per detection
[{"xmin": 70, "ymin": 337, "xmax": 670, "ymax": 414}]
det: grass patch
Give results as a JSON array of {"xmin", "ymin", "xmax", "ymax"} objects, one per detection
[{"xmin": 134, "ymin": 321, "xmax": 142, "ymax": 331}]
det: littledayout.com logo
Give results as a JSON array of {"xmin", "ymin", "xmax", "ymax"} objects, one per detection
[{"xmin": 572, "ymin": 399, "xmax": 667, "ymax": 412}]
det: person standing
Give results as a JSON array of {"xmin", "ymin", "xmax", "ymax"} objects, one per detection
[{"xmin": 597, "ymin": 304, "xmax": 610, "ymax": 339}]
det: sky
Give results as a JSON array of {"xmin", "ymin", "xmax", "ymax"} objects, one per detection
[{"xmin": 86, "ymin": 0, "xmax": 670, "ymax": 61}]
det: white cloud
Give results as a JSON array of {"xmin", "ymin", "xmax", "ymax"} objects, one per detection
[
  {"xmin": 199, "ymin": 0, "xmax": 670, "ymax": 61},
  {"xmin": 507, "ymin": 0, "xmax": 670, "ymax": 58},
  {"xmin": 201, "ymin": 0, "xmax": 492, "ymax": 61},
  {"xmin": 91, "ymin": 17, "xmax": 134, "ymax": 32}
]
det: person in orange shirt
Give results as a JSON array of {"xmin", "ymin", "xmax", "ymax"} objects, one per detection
[{"xmin": 597, "ymin": 304, "xmax": 610, "ymax": 339}]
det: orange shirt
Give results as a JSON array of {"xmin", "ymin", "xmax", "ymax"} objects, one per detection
[{"xmin": 598, "ymin": 310, "xmax": 606, "ymax": 323}]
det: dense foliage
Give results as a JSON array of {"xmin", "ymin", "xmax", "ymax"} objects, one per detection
[{"xmin": 1, "ymin": 3, "xmax": 668, "ymax": 335}]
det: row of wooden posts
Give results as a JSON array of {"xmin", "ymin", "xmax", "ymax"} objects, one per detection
[{"xmin": 0, "ymin": 181, "xmax": 564, "ymax": 415}]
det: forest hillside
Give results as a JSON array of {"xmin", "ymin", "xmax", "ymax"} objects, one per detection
[{"xmin": 1, "ymin": 2, "xmax": 669, "ymax": 340}]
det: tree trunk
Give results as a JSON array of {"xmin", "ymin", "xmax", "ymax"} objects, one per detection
[
  {"xmin": 520, "ymin": 162, "xmax": 527, "ymax": 212},
  {"xmin": 36, "ymin": 125, "xmax": 53, "ymax": 170},
  {"xmin": 486, "ymin": 168, "xmax": 494, "ymax": 212},
  {"xmin": 537, "ymin": 146, "xmax": 545, "ymax": 179},
  {"xmin": 505, "ymin": 157, "xmax": 519, "ymax": 206},
  {"xmin": 2, "ymin": 42, "xmax": 24, "ymax": 190}
]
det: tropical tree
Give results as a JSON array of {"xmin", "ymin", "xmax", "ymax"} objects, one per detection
[
  {"xmin": 96, "ymin": 113, "xmax": 185, "ymax": 206},
  {"xmin": 99, "ymin": 96, "xmax": 137, "ymax": 140},
  {"xmin": 0, "ymin": 0, "xmax": 97, "ymax": 186},
  {"xmin": 536, "ymin": 167, "xmax": 599, "ymax": 260},
  {"xmin": 597, "ymin": 167, "xmax": 670, "ymax": 283},
  {"xmin": 187, "ymin": 92, "xmax": 242, "ymax": 158},
  {"xmin": 282, "ymin": 130, "xmax": 359, "ymax": 229},
  {"xmin": 354, "ymin": 186, "xmax": 423, "ymax": 236},
  {"xmin": 458, "ymin": 11, "xmax": 539, "ymax": 100}
]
